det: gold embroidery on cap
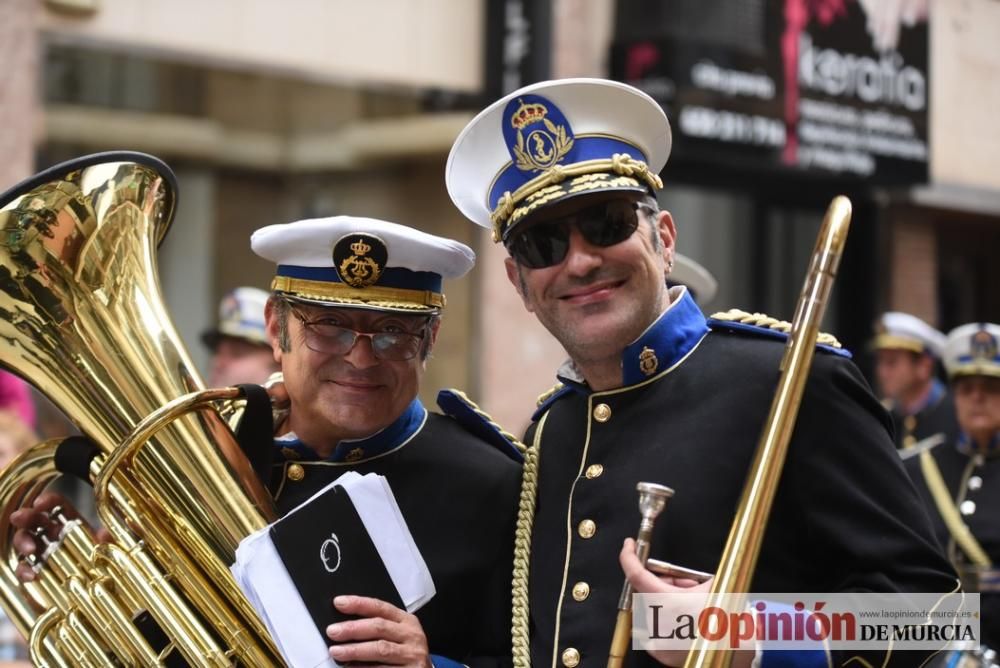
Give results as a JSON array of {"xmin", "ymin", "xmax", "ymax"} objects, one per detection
[
  {"xmin": 332, "ymin": 234, "xmax": 387, "ymax": 288},
  {"xmin": 510, "ymin": 99, "xmax": 574, "ymax": 172}
]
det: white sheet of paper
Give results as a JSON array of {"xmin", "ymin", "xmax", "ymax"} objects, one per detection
[
  {"xmin": 232, "ymin": 528, "xmax": 338, "ymax": 668},
  {"xmin": 338, "ymin": 473, "xmax": 436, "ymax": 611}
]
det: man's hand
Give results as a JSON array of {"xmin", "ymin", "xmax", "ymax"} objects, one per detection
[
  {"xmin": 326, "ymin": 595, "xmax": 431, "ymax": 667},
  {"xmin": 263, "ymin": 374, "xmax": 291, "ymax": 433},
  {"xmin": 619, "ymin": 538, "xmax": 754, "ymax": 668},
  {"xmin": 9, "ymin": 492, "xmax": 109, "ymax": 583}
]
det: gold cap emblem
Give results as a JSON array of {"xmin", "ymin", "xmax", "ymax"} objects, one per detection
[
  {"xmin": 332, "ymin": 233, "xmax": 387, "ymax": 288},
  {"xmin": 510, "ymin": 99, "xmax": 549, "ymax": 130},
  {"xmin": 971, "ymin": 329, "xmax": 998, "ymax": 361},
  {"xmin": 639, "ymin": 346, "xmax": 659, "ymax": 376}
]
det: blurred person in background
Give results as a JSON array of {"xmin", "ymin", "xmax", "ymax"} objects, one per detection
[
  {"xmin": 0, "ymin": 609, "xmax": 29, "ymax": 667},
  {"xmin": 904, "ymin": 322, "xmax": 1000, "ymax": 651},
  {"xmin": 0, "ymin": 372, "xmax": 34, "ymax": 432},
  {"xmin": 0, "ymin": 410, "xmax": 37, "ymax": 471},
  {"xmin": 873, "ymin": 311, "xmax": 959, "ymax": 449},
  {"xmin": 202, "ymin": 286, "xmax": 279, "ymax": 387}
]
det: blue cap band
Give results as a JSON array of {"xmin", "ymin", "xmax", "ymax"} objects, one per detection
[{"xmin": 276, "ymin": 265, "xmax": 443, "ymax": 294}]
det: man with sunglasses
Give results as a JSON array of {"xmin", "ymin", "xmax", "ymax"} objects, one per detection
[
  {"xmin": 447, "ymin": 79, "xmax": 957, "ymax": 667},
  {"xmin": 250, "ymin": 215, "xmax": 522, "ymax": 668}
]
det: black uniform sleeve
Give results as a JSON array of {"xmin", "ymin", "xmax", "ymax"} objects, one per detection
[{"xmin": 784, "ymin": 355, "xmax": 959, "ymax": 666}]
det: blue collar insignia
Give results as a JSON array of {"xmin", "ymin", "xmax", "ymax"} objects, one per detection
[
  {"xmin": 621, "ymin": 288, "xmax": 708, "ymax": 386},
  {"xmin": 554, "ymin": 288, "xmax": 708, "ymax": 391},
  {"xmin": 274, "ymin": 398, "xmax": 426, "ymax": 463}
]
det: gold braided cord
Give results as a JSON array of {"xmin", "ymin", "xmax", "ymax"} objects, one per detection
[
  {"xmin": 919, "ymin": 450, "xmax": 992, "ymax": 567},
  {"xmin": 710, "ymin": 308, "xmax": 843, "ymax": 349},
  {"xmin": 512, "ymin": 411, "xmax": 546, "ymax": 668},
  {"xmin": 489, "ymin": 154, "xmax": 664, "ymax": 241},
  {"xmin": 271, "ymin": 276, "xmax": 445, "ymax": 309},
  {"xmin": 509, "ymin": 176, "xmax": 645, "ymax": 229},
  {"xmin": 445, "ymin": 389, "xmax": 527, "ymax": 453},
  {"xmin": 535, "ymin": 383, "xmax": 565, "ymax": 407}
]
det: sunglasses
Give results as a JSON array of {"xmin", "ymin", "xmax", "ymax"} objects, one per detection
[
  {"xmin": 286, "ymin": 302, "xmax": 429, "ymax": 361},
  {"xmin": 504, "ymin": 199, "xmax": 649, "ymax": 269}
]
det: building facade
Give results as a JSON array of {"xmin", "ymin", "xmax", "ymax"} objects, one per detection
[{"xmin": 1, "ymin": 0, "xmax": 998, "ymax": 432}]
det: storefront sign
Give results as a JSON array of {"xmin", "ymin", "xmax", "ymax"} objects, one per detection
[{"xmin": 612, "ymin": 0, "xmax": 929, "ymax": 183}]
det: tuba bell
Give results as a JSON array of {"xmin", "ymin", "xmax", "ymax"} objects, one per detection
[{"xmin": 0, "ymin": 152, "xmax": 282, "ymax": 665}]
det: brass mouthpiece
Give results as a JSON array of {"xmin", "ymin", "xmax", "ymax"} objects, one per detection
[
  {"xmin": 608, "ymin": 482, "xmax": 675, "ymax": 668},
  {"xmin": 637, "ymin": 482, "xmax": 673, "ymax": 524}
]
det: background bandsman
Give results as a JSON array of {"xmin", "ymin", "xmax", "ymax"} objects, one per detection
[
  {"xmin": 201, "ymin": 286, "xmax": 279, "ymax": 387},
  {"xmin": 873, "ymin": 311, "xmax": 959, "ymax": 449},
  {"xmin": 904, "ymin": 322, "xmax": 1000, "ymax": 650}
]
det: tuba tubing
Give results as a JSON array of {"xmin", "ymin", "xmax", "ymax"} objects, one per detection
[{"xmin": 0, "ymin": 152, "xmax": 283, "ymax": 665}]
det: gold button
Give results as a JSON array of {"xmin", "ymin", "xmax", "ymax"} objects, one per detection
[
  {"xmin": 902, "ymin": 435, "xmax": 917, "ymax": 448},
  {"xmin": 593, "ymin": 403, "xmax": 611, "ymax": 422},
  {"xmin": 585, "ymin": 464, "xmax": 604, "ymax": 479},
  {"xmin": 561, "ymin": 647, "xmax": 580, "ymax": 668},
  {"xmin": 578, "ymin": 519, "xmax": 596, "ymax": 539},
  {"xmin": 345, "ymin": 447, "xmax": 365, "ymax": 462},
  {"xmin": 571, "ymin": 581, "xmax": 590, "ymax": 601},
  {"xmin": 287, "ymin": 463, "xmax": 305, "ymax": 482}
]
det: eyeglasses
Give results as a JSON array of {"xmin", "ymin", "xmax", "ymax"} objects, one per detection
[
  {"xmin": 286, "ymin": 302, "xmax": 429, "ymax": 361},
  {"xmin": 505, "ymin": 199, "xmax": 649, "ymax": 269}
]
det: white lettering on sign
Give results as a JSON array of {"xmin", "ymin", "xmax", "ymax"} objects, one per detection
[
  {"xmin": 798, "ymin": 33, "xmax": 926, "ymax": 112},
  {"xmin": 691, "ymin": 61, "xmax": 776, "ymax": 100}
]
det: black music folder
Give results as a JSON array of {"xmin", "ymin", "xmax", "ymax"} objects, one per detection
[
  {"xmin": 269, "ymin": 483, "xmax": 404, "ymax": 631},
  {"xmin": 232, "ymin": 472, "xmax": 435, "ymax": 668}
]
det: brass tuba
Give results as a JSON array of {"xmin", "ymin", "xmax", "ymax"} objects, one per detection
[{"xmin": 0, "ymin": 152, "xmax": 282, "ymax": 665}]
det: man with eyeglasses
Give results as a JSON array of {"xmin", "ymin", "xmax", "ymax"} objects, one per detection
[
  {"xmin": 249, "ymin": 215, "xmax": 522, "ymax": 668},
  {"xmin": 447, "ymin": 79, "xmax": 957, "ymax": 667}
]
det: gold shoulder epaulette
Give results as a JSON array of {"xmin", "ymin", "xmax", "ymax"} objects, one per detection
[
  {"xmin": 440, "ymin": 388, "xmax": 528, "ymax": 456},
  {"xmin": 536, "ymin": 382, "xmax": 565, "ymax": 407},
  {"xmin": 710, "ymin": 308, "xmax": 842, "ymax": 349}
]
